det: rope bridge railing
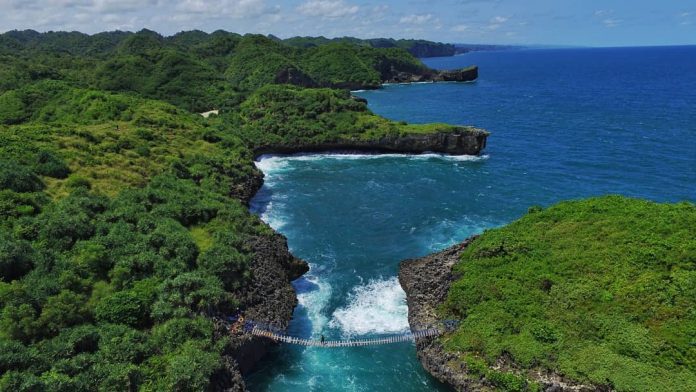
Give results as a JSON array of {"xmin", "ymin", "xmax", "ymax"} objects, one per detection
[
  {"xmin": 250, "ymin": 326, "xmax": 440, "ymax": 347},
  {"xmin": 223, "ymin": 316, "xmax": 458, "ymax": 348}
]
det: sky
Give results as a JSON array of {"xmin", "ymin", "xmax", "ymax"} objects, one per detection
[{"xmin": 0, "ymin": 0, "xmax": 694, "ymax": 47}]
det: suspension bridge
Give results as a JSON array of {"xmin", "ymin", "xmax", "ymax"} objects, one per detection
[{"xmin": 225, "ymin": 317, "xmax": 457, "ymax": 348}]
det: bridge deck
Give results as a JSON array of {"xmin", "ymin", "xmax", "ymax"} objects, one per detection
[{"xmin": 250, "ymin": 326, "xmax": 440, "ymax": 347}]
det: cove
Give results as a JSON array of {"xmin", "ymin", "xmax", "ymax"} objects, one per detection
[
  {"xmin": 246, "ymin": 153, "xmax": 487, "ymax": 391},
  {"xmin": 245, "ymin": 46, "xmax": 696, "ymax": 391}
]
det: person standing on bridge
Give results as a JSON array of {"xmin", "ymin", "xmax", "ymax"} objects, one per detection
[{"xmin": 320, "ymin": 334, "xmax": 325, "ymax": 345}]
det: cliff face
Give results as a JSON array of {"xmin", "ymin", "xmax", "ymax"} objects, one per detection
[
  {"xmin": 253, "ymin": 128, "xmax": 488, "ymax": 158},
  {"xmin": 406, "ymin": 42, "xmax": 457, "ymax": 58},
  {"xmin": 212, "ymin": 231, "xmax": 309, "ymax": 391},
  {"xmin": 398, "ymin": 239, "xmax": 487, "ymax": 391},
  {"xmin": 384, "ymin": 66, "xmax": 478, "ymax": 85}
]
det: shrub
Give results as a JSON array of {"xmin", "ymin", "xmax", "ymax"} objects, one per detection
[
  {"xmin": 34, "ymin": 151, "xmax": 70, "ymax": 179},
  {"xmin": 0, "ymin": 235, "xmax": 34, "ymax": 282},
  {"xmin": 0, "ymin": 162, "xmax": 43, "ymax": 193}
]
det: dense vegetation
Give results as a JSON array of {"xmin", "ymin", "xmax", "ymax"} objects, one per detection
[
  {"xmin": 0, "ymin": 29, "xmax": 470, "ymax": 390},
  {"xmin": 442, "ymin": 196, "xmax": 696, "ymax": 391},
  {"xmin": 0, "ymin": 29, "xmax": 442, "ymax": 111},
  {"xmin": 0, "ymin": 84, "xmax": 269, "ymax": 390},
  {"xmin": 234, "ymin": 85, "xmax": 459, "ymax": 148},
  {"xmin": 279, "ymin": 36, "xmax": 456, "ymax": 57}
]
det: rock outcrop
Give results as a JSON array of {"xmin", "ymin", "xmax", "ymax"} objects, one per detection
[
  {"xmin": 212, "ymin": 232, "xmax": 309, "ymax": 390},
  {"xmin": 253, "ymin": 127, "xmax": 488, "ymax": 158},
  {"xmin": 384, "ymin": 66, "xmax": 478, "ymax": 85},
  {"xmin": 399, "ymin": 239, "xmax": 484, "ymax": 391}
]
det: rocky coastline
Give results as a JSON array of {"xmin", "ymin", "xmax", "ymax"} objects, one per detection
[
  {"xmin": 220, "ymin": 129, "xmax": 488, "ymax": 390},
  {"xmin": 384, "ymin": 66, "xmax": 479, "ymax": 85},
  {"xmin": 279, "ymin": 65, "xmax": 479, "ymax": 91},
  {"xmin": 399, "ymin": 239, "xmax": 487, "ymax": 391},
  {"xmin": 253, "ymin": 127, "xmax": 488, "ymax": 158}
]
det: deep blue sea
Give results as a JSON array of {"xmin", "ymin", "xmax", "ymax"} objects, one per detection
[{"xmin": 246, "ymin": 46, "xmax": 696, "ymax": 391}]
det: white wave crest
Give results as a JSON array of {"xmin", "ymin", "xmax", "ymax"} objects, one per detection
[
  {"xmin": 329, "ymin": 277, "xmax": 409, "ymax": 336},
  {"xmin": 296, "ymin": 273, "xmax": 333, "ymax": 336},
  {"xmin": 257, "ymin": 201, "xmax": 288, "ymax": 231},
  {"xmin": 254, "ymin": 155, "xmax": 291, "ymax": 173},
  {"xmin": 255, "ymin": 153, "xmax": 489, "ymax": 173}
]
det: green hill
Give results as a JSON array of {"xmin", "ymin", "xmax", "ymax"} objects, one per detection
[
  {"xmin": 442, "ymin": 196, "xmax": 696, "ymax": 391},
  {"xmin": 0, "ymin": 30, "xmax": 459, "ymax": 112}
]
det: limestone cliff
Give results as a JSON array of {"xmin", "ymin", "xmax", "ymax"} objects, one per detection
[
  {"xmin": 385, "ymin": 66, "xmax": 479, "ymax": 85},
  {"xmin": 253, "ymin": 127, "xmax": 488, "ymax": 158}
]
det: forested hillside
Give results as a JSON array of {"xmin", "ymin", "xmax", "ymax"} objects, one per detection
[
  {"xmin": 0, "ymin": 29, "xmax": 480, "ymax": 391},
  {"xmin": 0, "ymin": 29, "xmax": 449, "ymax": 112},
  {"xmin": 280, "ymin": 36, "xmax": 457, "ymax": 57}
]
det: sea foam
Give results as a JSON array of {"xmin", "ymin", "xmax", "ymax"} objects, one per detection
[
  {"xmin": 255, "ymin": 152, "xmax": 489, "ymax": 170},
  {"xmin": 296, "ymin": 273, "xmax": 333, "ymax": 336},
  {"xmin": 329, "ymin": 277, "xmax": 409, "ymax": 336}
]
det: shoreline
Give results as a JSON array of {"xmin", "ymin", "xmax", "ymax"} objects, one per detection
[{"xmin": 250, "ymin": 129, "xmax": 489, "ymax": 160}]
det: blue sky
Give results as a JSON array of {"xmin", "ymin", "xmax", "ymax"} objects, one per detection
[{"xmin": 1, "ymin": 0, "xmax": 694, "ymax": 46}]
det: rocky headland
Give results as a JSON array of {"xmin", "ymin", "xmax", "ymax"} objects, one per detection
[
  {"xmin": 399, "ymin": 239, "xmax": 597, "ymax": 392},
  {"xmin": 275, "ymin": 65, "xmax": 479, "ymax": 91},
  {"xmin": 253, "ymin": 127, "xmax": 488, "ymax": 157},
  {"xmin": 399, "ymin": 239, "xmax": 486, "ymax": 390},
  {"xmin": 211, "ymin": 231, "xmax": 308, "ymax": 391},
  {"xmin": 384, "ymin": 66, "xmax": 479, "ymax": 85}
]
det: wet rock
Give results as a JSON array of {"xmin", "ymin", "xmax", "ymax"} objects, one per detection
[
  {"xmin": 399, "ymin": 238, "xmax": 485, "ymax": 391},
  {"xmin": 252, "ymin": 128, "xmax": 489, "ymax": 158},
  {"xmin": 383, "ymin": 66, "xmax": 479, "ymax": 85},
  {"xmin": 213, "ymin": 231, "xmax": 308, "ymax": 390}
]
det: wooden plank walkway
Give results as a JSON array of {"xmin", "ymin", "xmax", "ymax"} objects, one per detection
[{"xmin": 250, "ymin": 326, "xmax": 440, "ymax": 347}]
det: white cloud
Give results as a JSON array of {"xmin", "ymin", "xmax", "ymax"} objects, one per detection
[
  {"xmin": 399, "ymin": 14, "xmax": 434, "ymax": 25},
  {"xmin": 593, "ymin": 9, "xmax": 621, "ymax": 28},
  {"xmin": 487, "ymin": 15, "xmax": 509, "ymax": 30},
  {"xmin": 297, "ymin": 0, "xmax": 359, "ymax": 19},
  {"xmin": 602, "ymin": 18, "xmax": 621, "ymax": 28},
  {"xmin": 451, "ymin": 24, "xmax": 468, "ymax": 32},
  {"xmin": 176, "ymin": 0, "xmax": 275, "ymax": 18},
  {"xmin": 93, "ymin": 0, "xmax": 158, "ymax": 13},
  {"xmin": 678, "ymin": 11, "xmax": 693, "ymax": 25},
  {"xmin": 0, "ymin": 0, "xmax": 286, "ymax": 35}
]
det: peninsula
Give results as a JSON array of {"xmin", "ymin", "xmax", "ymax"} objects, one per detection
[{"xmin": 400, "ymin": 197, "xmax": 696, "ymax": 391}]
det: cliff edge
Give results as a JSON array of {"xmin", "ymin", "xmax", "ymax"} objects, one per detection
[
  {"xmin": 399, "ymin": 239, "xmax": 491, "ymax": 391},
  {"xmin": 385, "ymin": 66, "xmax": 479, "ymax": 85},
  {"xmin": 253, "ymin": 127, "xmax": 488, "ymax": 157}
]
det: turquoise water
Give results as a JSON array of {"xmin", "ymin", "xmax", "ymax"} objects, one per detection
[{"xmin": 246, "ymin": 47, "xmax": 696, "ymax": 391}]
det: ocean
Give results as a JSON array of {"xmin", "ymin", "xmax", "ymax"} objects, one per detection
[{"xmin": 246, "ymin": 46, "xmax": 696, "ymax": 391}]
